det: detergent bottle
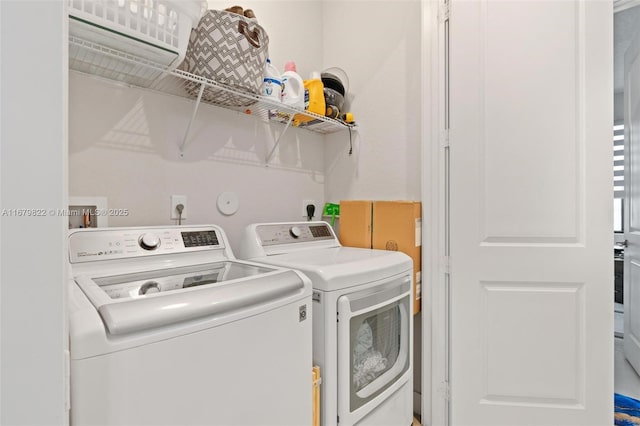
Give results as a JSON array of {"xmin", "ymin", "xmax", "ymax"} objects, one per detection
[
  {"xmin": 262, "ymin": 59, "xmax": 281, "ymax": 102},
  {"xmin": 295, "ymin": 71, "xmax": 326, "ymax": 124},
  {"xmin": 281, "ymin": 61, "xmax": 305, "ymax": 110}
]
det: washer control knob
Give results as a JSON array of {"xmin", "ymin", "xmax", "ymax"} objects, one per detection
[
  {"xmin": 289, "ymin": 226, "xmax": 302, "ymax": 238},
  {"xmin": 139, "ymin": 233, "xmax": 161, "ymax": 250},
  {"xmin": 139, "ymin": 281, "xmax": 160, "ymax": 295}
]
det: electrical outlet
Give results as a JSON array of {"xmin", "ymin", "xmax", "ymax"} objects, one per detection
[
  {"xmin": 302, "ymin": 199, "xmax": 318, "ymax": 220},
  {"xmin": 171, "ymin": 195, "xmax": 187, "ymax": 220}
]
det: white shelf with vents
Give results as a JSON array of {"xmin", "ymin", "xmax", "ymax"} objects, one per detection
[{"xmin": 68, "ymin": 36, "xmax": 355, "ymax": 163}]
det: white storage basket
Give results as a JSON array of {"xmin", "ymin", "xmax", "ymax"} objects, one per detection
[{"xmin": 69, "ymin": 0, "xmax": 205, "ymax": 78}]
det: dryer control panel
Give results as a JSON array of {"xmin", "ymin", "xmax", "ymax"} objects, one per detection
[{"xmin": 256, "ymin": 222, "xmax": 336, "ymax": 246}]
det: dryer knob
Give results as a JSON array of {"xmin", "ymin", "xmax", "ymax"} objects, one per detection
[
  {"xmin": 139, "ymin": 233, "xmax": 161, "ymax": 250},
  {"xmin": 289, "ymin": 226, "xmax": 302, "ymax": 238}
]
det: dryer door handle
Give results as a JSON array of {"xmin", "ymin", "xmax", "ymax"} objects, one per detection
[{"xmin": 343, "ymin": 276, "xmax": 411, "ymax": 315}]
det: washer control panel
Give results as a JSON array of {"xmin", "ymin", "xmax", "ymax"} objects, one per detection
[
  {"xmin": 69, "ymin": 226, "xmax": 223, "ymax": 263},
  {"xmin": 256, "ymin": 223, "xmax": 335, "ymax": 246}
]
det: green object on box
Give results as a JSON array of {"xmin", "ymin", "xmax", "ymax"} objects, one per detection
[{"xmin": 323, "ymin": 203, "xmax": 340, "ymax": 227}]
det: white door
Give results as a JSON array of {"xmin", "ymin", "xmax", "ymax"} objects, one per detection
[
  {"xmin": 624, "ymin": 17, "xmax": 640, "ymax": 376},
  {"xmin": 448, "ymin": 1, "xmax": 613, "ymax": 425}
]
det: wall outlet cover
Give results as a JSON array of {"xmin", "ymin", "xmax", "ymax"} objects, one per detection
[
  {"xmin": 302, "ymin": 199, "xmax": 319, "ymax": 220},
  {"xmin": 171, "ymin": 195, "xmax": 187, "ymax": 220}
]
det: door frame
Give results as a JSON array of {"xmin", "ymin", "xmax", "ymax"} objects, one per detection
[
  {"xmin": 623, "ymin": 10, "xmax": 640, "ymax": 375},
  {"xmin": 421, "ymin": 0, "xmax": 448, "ymax": 425}
]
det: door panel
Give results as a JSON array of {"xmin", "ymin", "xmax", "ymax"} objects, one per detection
[
  {"xmin": 449, "ymin": 1, "xmax": 612, "ymax": 424},
  {"xmin": 480, "ymin": 2, "xmax": 581, "ymax": 244},
  {"xmin": 625, "ymin": 22, "xmax": 640, "ymax": 374},
  {"xmin": 481, "ymin": 282, "xmax": 583, "ymax": 404}
]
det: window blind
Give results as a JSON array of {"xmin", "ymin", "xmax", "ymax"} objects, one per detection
[{"xmin": 614, "ymin": 124, "xmax": 624, "ymax": 199}]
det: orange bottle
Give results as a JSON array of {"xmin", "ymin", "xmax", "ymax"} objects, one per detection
[{"xmin": 294, "ymin": 71, "xmax": 325, "ymax": 124}]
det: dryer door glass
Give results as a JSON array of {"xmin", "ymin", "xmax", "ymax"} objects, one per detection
[{"xmin": 352, "ymin": 304, "xmax": 402, "ymax": 390}]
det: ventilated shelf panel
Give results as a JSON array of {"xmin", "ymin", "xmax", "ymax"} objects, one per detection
[{"xmin": 69, "ymin": 36, "xmax": 355, "ymax": 135}]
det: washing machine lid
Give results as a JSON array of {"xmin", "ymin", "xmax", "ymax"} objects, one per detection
[
  {"xmin": 74, "ymin": 260, "xmax": 306, "ymax": 335},
  {"xmin": 252, "ymin": 247, "xmax": 412, "ymax": 291}
]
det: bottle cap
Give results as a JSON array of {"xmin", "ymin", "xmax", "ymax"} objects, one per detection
[
  {"xmin": 284, "ymin": 61, "xmax": 297, "ymax": 72},
  {"xmin": 310, "ymin": 71, "xmax": 321, "ymax": 80}
]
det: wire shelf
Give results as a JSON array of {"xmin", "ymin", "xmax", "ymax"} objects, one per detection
[{"xmin": 68, "ymin": 36, "xmax": 355, "ymax": 135}]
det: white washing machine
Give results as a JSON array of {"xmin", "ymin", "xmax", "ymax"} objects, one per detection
[
  {"xmin": 239, "ymin": 221, "xmax": 414, "ymax": 426},
  {"xmin": 68, "ymin": 225, "xmax": 312, "ymax": 425}
]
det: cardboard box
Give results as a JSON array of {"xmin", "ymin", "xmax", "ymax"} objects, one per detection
[
  {"xmin": 372, "ymin": 201, "xmax": 422, "ymax": 315},
  {"xmin": 338, "ymin": 200, "xmax": 373, "ymax": 249},
  {"xmin": 339, "ymin": 199, "xmax": 422, "ymax": 315}
]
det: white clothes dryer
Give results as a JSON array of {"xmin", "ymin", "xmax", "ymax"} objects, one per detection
[
  {"xmin": 68, "ymin": 225, "xmax": 312, "ymax": 426},
  {"xmin": 239, "ymin": 221, "xmax": 414, "ymax": 426}
]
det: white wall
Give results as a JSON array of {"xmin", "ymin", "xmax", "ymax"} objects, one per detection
[
  {"xmin": 322, "ymin": 1, "xmax": 423, "ymax": 203},
  {"xmin": 1, "ymin": 1, "xmax": 68, "ymax": 424},
  {"xmin": 69, "ymin": 1, "xmax": 326, "ymax": 252},
  {"xmin": 69, "ymin": 74, "xmax": 325, "ymax": 252}
]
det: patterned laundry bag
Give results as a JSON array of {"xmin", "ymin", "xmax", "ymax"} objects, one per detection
[{"xmin": 179, "ymin": 9, "xmax": 269, "ymax": 107}]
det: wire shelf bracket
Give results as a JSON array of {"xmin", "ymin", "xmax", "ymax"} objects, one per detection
[
  {"xmin": 179, "ymin": 82, "xmax": 206, "ymax": 156},
  {"xmin": 265, "ymin": 114, "xmax": 295, "ymax": 165}
]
